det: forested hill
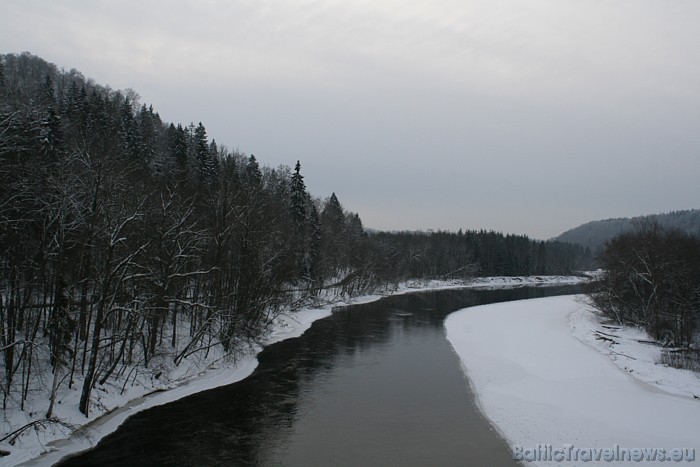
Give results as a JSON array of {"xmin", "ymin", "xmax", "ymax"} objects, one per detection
[
  {"xmin": 0, "ymin": 52, "xmax": 591, "ymax": 423},
  {"xmin": 554, "ymin": 209, "xmax": 700, "ymax": 255}
]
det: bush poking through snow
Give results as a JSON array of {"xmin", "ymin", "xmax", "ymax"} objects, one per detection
[{"xmin": 659, "ymin": 348, "xmax": 700, "ymax": 374}]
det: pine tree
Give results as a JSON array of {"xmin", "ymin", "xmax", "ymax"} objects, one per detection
[
  {"xmin": 119, "ymin": 97, "xmax": 137, "ymax": 159},
  {"xmin": 245, "ymin": 154, "xmax": 262, "ymax": 188},
  {"xmin": 40, "ymin": 73, "xmax": 55, "ymax": 107},
  {"xmin": 65, "ymin": 81, "xmax": 87, "ymax": 123},
  {"xmin": 207, "ymin": 139, "xmax": 220, "ymax": 181},
  {"xmin": 167, "ymin": 123, "xmax": 188, "ymax": 176},
  {"xmin": 86, "ymin": 89, "xmax": 105, "ymax": 136},
  {"xmin": 192, "ymin": 122, "xmax": 210, "ymax": 184},
  {"xmin": 289, "ymin": 161, "xmax": 308, "ymax": 278},
  {"xmin": 322, "ymin": 192, "xmax": 344, "ymax": 228},
  {"xmin": 290, "ymin": 160, "xmax": 307, "ymax": 226},
  {"xmin": 136, "ymin": 104, "xmax": 157, "ymax": 165},
  {"xmin": 320, "ymin": 192, "xmax": 346, "ymax": 276}
]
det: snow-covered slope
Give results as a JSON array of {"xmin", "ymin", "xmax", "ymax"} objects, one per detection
[{"xmin": 445, "ymin": 295, "xmax": 700, "ymax": 465}]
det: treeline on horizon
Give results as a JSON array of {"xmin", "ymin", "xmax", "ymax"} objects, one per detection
[
  {"xmin": 556, "ymin": 209, "xmax": 700, "ymax": 255},
  {"xmin": 0, "ymin": 52, "xmax": 592, "ymax": 418}
]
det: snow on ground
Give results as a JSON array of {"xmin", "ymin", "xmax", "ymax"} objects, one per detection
[
  {"xmin": 4, "ymin": 275, "xmax": 587, "ymax": 467},
  {"xmin": 570, "ymin": 306, "xmax": 700, "ymax": 401},
  {"xmin": 461, "ymin": 275, "xmax": 588, "ymax": 289},
  {"xmin": 445, "ymin": 295, "xmax": 700, "ymax": 466},
  {"xmin": 9, "ymin": 307, "xmax": 332, "ymax": 467}
]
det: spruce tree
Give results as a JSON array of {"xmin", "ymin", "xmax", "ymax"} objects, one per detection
[
  {"xmin": 193, "ymin": 122, "xmax": 209, "ymax": 182},
  {"xmin": 322, "ymin": 193, "xmax": 344, "ymax": 228},
  {"xmin": 167, "ymin": 123, "xmax": 188, "ymax": 176},
  {"xmin": 245, "ymin": 154, "xmax": 262, "ymax": 187},
  {"xmin": 289, "ymin": 161, "xmax": 308, "ymax": 277},
  {"xmin": 119, "ymin": 97, "xmax": 137, "ymax": 159},
  {"xmin": 290, "ymin": 160, "xmax": 307, "ymax": 226},
  {"xmin": 40, "ymin": 73, "xmax": 55, "ymax": 107},
  {"xmin": 320, "ymin": 192, "xmax": 346, "ymax": 276},
  {"xmin": 207, "ymin": 139, "xmax": 221, "ymax": 184}
]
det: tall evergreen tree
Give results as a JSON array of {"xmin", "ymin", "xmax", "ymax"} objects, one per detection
[
  {"xmin": 167, "ymin": 123, "xmax": 188, "ymax": 176},
  {"xmin": 119, "ymin": 97, "xmax": 138, "ymax": 159},
  {"xmin": 320, "ymin": 192, "xmax": 347, "ymax": 276},
  {"xmin": 290, "ymin": 160, "xmax": 307, "ymax": 226},
  {"xmin": 245, "ymin": 154, "xmax": 262, "ymax": 188},
  {"xmin": 192, "ymin": 121, "xmax": 210, "ymax": 184},
  {"xmin": 40, "ymin": 73, "xmax": 55, "ymax": 107},
  {"xmin": 207, "ymin": 139, "xmax": 220, "ymax": 181},
  {"xmin": 323, "ymin": 193, "xmax": 344, "ymax": 225},
  {"xmin": 289, "ymin": 161, "xmax": 308, "ymax": 277},
  {"xmin": 136, "ymin": 104, "xmax": 157, "ymax": 165}
]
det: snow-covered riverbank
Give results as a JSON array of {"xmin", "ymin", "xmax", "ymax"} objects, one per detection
[
  {"xmin": 4, "ymin": 275, "xmax": 586, "ymax": 467},
  {"xmin": 445, "ymin": 295, "xmax": 700, "ymax": 466}
]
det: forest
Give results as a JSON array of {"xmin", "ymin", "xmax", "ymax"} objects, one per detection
[
  {"xmin": 588, "ymin": 221, "xmax": 700, "ymax": 348},
  {"xmin": 0, "ymin": 52, "xmax": 592, "ymax": 422},
  {"xmin": 556, "ymin": 209, "xmax": 700, "ymax": 255}
]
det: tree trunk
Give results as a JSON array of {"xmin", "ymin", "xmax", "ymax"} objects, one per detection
[{"xmin": 79, "ymin": 298, "xmax": 105, "ymax": 416}]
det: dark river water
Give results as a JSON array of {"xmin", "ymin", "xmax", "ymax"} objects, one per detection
[{"xmin": 58, "ymin": 285, "xmax": 579, "ymax": 467}]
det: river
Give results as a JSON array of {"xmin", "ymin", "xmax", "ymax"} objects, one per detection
[{"xmin": 58, "ymin": 285, "xmax": 579, "ymax": 466}]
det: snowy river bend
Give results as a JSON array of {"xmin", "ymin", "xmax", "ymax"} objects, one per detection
[{"xmin": 58, "ymin": 286, "xmax": 579, "ymax": 466}]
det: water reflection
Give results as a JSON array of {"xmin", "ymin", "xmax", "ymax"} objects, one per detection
[{"xmin": 59, "ymin": 286, "xmax": 578, "ymax": 466}]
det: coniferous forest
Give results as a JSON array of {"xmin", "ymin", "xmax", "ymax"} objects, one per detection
[{"xmin": 0, "ymin": 53, "xmax": 592, "ymax": 420}]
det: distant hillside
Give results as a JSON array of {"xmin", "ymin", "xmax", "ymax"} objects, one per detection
[{"xmin": 554, "ymin": 209, "xmax": 700, "ymax": 254}]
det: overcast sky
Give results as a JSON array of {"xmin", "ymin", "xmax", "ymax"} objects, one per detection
[{"xmin": 2, "ymin": 0, "xmax": 699, "ymax": 239}]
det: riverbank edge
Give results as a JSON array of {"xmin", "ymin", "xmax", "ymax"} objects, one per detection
[
  {"xmin": 7, "ymin": 275, "xmax": 586, "ymax": 467},
  {"xmin": 444, "ymin": 295, "xmax": 700, "ymax": 466}
]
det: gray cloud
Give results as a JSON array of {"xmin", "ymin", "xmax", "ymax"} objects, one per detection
[{"xmin": 2, "ymin": 0, "xmax": 699, "ymax": 238}]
